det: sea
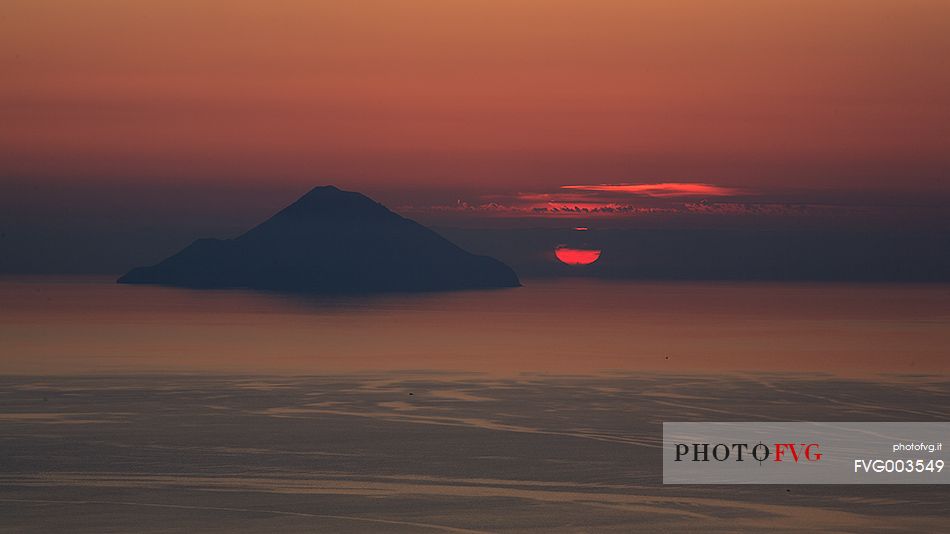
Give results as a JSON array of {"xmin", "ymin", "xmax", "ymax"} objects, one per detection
[
  {"xmin": 0, "ymin": 276, "xmax": 947, "ymax": 376},
  {"xmin": 0, "ymin": 276, "xmax": 947, "ymax": 531}
]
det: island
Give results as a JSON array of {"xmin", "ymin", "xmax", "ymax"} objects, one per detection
[{"xmin": 118, "ymin": 186, "xmax": 521, "ymax": 293}]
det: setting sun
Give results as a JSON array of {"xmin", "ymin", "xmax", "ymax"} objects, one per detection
[{"xmin": 555, "ymin": 246, "xmax": 602, "ymax": 265}]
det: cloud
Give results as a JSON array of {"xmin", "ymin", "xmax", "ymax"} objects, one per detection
[
  {"xmin": 561, "ymin": 182, "xmax": 745, "ymax": 198},
  {"xmin": 406, "ymin": 199, "xmax": 668, "ymax": 217},
  {"xmin": 397, "ymin": 181, "xmax": 830, "ymax": 219}
]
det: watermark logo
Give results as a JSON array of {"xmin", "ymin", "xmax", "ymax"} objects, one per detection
[
  {"xmin": 663, "ymin": 422, "xmax": 946, "ymax": 484},
  {"xmin": 674, "ymin": 442, "xmax": 822, "ymax": 463}
]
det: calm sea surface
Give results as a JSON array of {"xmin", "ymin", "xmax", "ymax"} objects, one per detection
[
  {"xmin": 0, "ymin": 276, "xmax": 947, "ymax": 376},
  {"xmin": 2, "ymin": 276, "xmax": 949, "ymax": 532}
]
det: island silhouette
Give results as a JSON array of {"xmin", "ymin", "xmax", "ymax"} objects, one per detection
[{"xmin": 118, "ymin": 186, "xmax": 520, "ymax": 292}]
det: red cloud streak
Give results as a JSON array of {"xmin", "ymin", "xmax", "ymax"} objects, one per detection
[{"xmin": 561, "ymin": 183, "xmax": 743, "ymax": 198}]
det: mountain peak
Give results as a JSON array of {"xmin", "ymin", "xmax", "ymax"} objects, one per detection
[
  {"xmin": 302, "ymin": 184, "xmax": 342, "ymax": 196},
  {"xmin": 274, "ymin": 185, "xmax": 395, "ymax": 221}
]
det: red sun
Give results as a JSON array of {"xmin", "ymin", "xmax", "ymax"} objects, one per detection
[{"xmin": 555, "ymin": 246, "xmax": 602, "ymax": 265}]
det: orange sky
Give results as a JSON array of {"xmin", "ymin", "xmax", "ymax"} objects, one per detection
[{"xmin": 2, "ymin": 0, "xmax": 950, "ymax": 202}]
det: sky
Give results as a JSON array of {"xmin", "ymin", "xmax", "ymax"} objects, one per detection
[{"xmin": 2, "ymin": 1, "xmax": 949, "ymax": 274}]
